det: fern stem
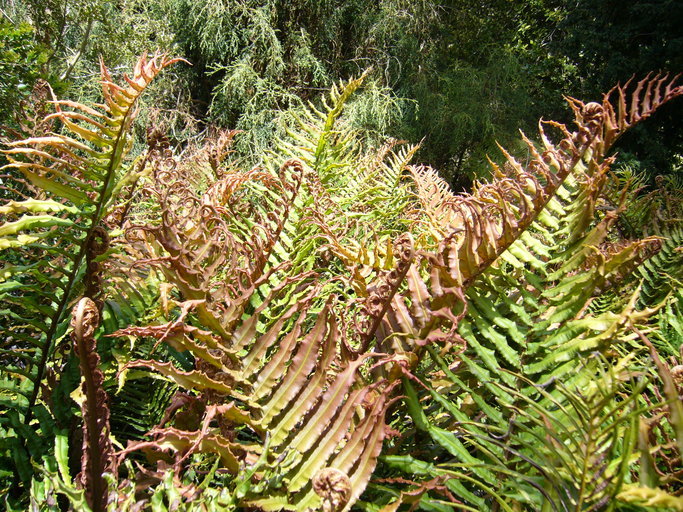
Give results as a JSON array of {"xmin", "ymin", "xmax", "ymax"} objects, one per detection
[{"xmin": 362, "ymin": 259, "xmax": 412, "ymax": 351}]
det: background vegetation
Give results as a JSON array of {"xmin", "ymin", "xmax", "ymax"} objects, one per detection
[{"xmin": 2, "ymin": 0, "xmax": 681, "ymax": 184}]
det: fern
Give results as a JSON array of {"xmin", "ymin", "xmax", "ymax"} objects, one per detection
[
  {"xmin": 70, "ymin": 297, "xmax": 113, "ymax": 512},
  {"xmin": 371, "ymin": 75, "xmax": 683, "ymax": 510},
  {"xmin": 7, "ymin": 55, "xmax": 683, "ymax": 511},
  {"xmin": 110, "ymin": 152, "xmax": 398, "ymax": 510},
  {"xmin": 387, "ymin": 355, "xmax": 644, "ymax": 511},
  {"xmin": 0, "ymin": 52, "xmax": 180, "ymax": 493}
]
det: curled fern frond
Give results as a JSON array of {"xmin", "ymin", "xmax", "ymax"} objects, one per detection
[
  {"xmin": 409, "ymin": 74, "xmax": 682, "ymax": 288},
  {"xmin": 114, "ymin": 149, "xmax": 398, "ymax": 510},
  {"xmin": 70, "ymin": 297, "xmax": 113, "ymax": 512}
]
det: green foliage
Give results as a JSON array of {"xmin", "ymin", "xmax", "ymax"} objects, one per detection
[
  {"xmin": 165, "ymin": 0, "xmax": 330, "ymax": 158},
  {"xmin": 0, "ymin": 20, "xmax": 50, "ymax": 126},
  {"xmin": 2, "ymin": 51, "xmax": 683, "ymax": 512},
  {"xmin": 392, "ymin": 358, "xmax": 645, "ymax": 511},
  {"xmin": 157, "ymin": 0, "xmax": 553, "ymax": 182},
  {"xmin": 368, "ymin": 76, "xmax": 683, "ymax": 511},
  {"xmin": 0, "ymin": 53, "xmax": 179, "ymax": 504},
  {"xmin": 4, "ymin": 0, "xmax": 682, "ymax": 185}
]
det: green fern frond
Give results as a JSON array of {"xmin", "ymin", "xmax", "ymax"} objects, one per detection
[
  {"xmin": 377, "ymin": 75, "xmax": 683, "ymax": 512},
  {"xmin": 0, "ymin": 53, "xmax": 180, "ymax": 492},
  {"xmin": 397, "ymin": 354, "xmax": 645, "ymax": 511}
]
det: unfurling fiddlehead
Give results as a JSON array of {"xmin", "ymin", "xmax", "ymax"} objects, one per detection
[{"xmin": 71, "ymin": 298, "xmax": 113, "ymax": 512}]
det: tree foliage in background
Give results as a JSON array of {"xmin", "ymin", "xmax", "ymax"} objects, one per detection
[
  {"xmin": 3, "ymin": 0, "xmax": 681, "ymax": 184},
  {"xmin": 517, "ymin": 0, "xmax": 683, "ymax": 180},
  {"xmin": 163, "ymin": 0, "xmax": 544, "ymax": 181},
  {"xmin": 0, "ymin": 18, "xmax": 51, "ymax": 128}
]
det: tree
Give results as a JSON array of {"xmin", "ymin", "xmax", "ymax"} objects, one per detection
[
  {"xmin": 540, "ymin": 0, "xmax": 683, "ymax": 178},
  {"xmin": 0, "ymin": 19, "xmax": 50, "ymax": 128}
]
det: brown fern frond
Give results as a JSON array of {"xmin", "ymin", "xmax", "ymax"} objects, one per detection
[
  {"xmin": 113, "ymin": 149, "xmax": 399, "ymax": 510},
  {"xmin": 1, "ymin": 53, "xmax": 182, "ymax": 424},
  {"xmin": 3, "ymin": 53, "xmax": 185, "ymax": 207},
  {"xmin": 587, "ymin": 73, "xmax": 682, "ymax": 150},
  {"xmin": 408, "ymin": 75, "xmax": 683, "ymax": 288},
  {"xmin": 71, "ymin": 298, "xmax": 114, "ymax": 512}
]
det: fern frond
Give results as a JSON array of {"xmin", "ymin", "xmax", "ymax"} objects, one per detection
[
  {"xmin": 398, "ymin": 355, "xmax": 644, "ymax": 511},
  {"xmin": 618, "ymin": 484, "xmax": 683, "ymax": 511},
  {"xmin": 378, "ymin": 75, "xmax": 683, "ymax": 512},
  {"xmin": 0, "ymin": 53, "xmax": 180, "ymax": 491},
  {"xmin": 408, "ymin": 75, "xmax": 682, "ymax": 288},
  {"xmin": 114, "ymin": 152, "xmax": 397, "ymax": 510},
  {"xmin": 70, "ymin": 298, "xmax": 113, "ymax": 512}
]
